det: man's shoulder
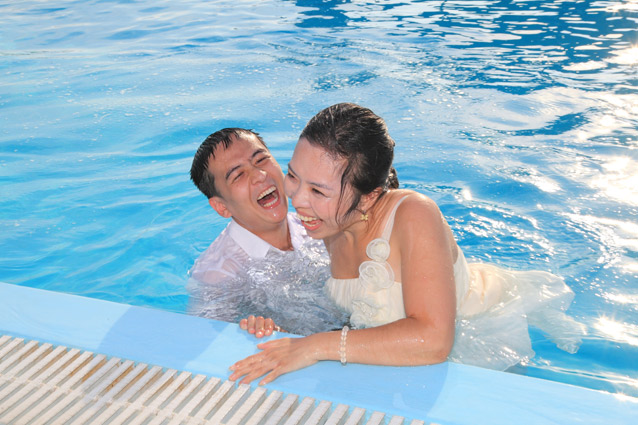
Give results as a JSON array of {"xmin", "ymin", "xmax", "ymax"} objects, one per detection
[
  {"xmin": 192, "ymin": 222, "xmax": 235, "ymax": 264},
  {"xmin": 189, "ymin": 222, "xmax": 249, "ymax": 284},
  {"xmin": 206, "ymin": 221, "xmax": 234, "ymax": 247}
]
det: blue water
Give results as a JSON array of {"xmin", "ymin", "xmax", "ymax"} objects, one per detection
[{"xmin": 1, "ymin": 0, "xmax": 637, "ymax": 397}]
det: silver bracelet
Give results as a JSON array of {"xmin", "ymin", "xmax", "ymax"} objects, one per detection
[{"xmin": 339, "ymin": 325, "xmax": 349, "ymax": 366}]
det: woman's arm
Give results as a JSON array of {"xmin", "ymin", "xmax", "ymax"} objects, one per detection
[
  {"xmin": 391, "ymin": 194, "xmax": 457, "ymax": 363},
  {"xmin": 309, "ymin": 194, "xmax": 457, "ymax": 367},
  {"xmin": 229, "ymin": 193, "xmax": 457, "ymax": 384}
]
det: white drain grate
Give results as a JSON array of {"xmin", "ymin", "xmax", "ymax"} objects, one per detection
[{"xmin": 0, "ymin": 334, "xmax": 434, "ymax": 425}]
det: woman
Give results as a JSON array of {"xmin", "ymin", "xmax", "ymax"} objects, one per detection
[{"xmin": 230, "ymin": 103, "xmax": 585, "ymax": 385}]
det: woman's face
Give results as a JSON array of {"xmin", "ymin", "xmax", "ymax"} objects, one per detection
[{"xmin": 285, "ymin": 137, "xmax": 357, "ymax": 239}]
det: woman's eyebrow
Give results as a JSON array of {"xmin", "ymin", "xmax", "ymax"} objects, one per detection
[{"xmin": 287, "ymin": 163, "xmax": 332, "ymax": 190}]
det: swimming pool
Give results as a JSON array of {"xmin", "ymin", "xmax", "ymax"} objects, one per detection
[{"xmin": 1, "ymin": 0, "xmax": 636, "ymax": 398}]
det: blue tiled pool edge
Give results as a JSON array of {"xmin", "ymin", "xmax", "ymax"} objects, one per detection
[{"xmin": 1, "ymin": 281, "xmax": 635, "ymax": 425}]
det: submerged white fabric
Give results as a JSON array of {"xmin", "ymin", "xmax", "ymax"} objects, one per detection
[
  {"xmin": 188, "ymin": 213, "xmax": 348, "ymax": 335},
  {"xmin": 189, "ymin": 213, "xmax": 310, "ymax": 285},
  {"xmin": 326, "ymin": 197, "xmax": 586, "ymax": 371}
]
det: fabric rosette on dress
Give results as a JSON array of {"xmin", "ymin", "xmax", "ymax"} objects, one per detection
[
  {"xmin": 325, "ymin": 236, "xmax": 406, "ymax": 329},
  {"xmin": 350, "ymin": 251, "xmax": 396, "ymax": 328},
  {"xmin": 366, "ymin": 238, "xmax": 391, "ymax": 263},
  {"xmin": 359, "ymin": 259, "xmax": 394, "ymax": 290}
]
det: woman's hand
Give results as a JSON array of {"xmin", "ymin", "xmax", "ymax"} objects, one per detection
[
  {"xmin": 229, "ymin": 335, "xmax": 322, "ymax": 385},
  {"xmin": 239, "ymin": 315, "xmax": 284, "ymax": 338}
]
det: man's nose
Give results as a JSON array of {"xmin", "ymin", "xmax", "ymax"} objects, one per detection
[{"xmin": 250, "ymin": 167, "xmax": 267, "ymax": 183}]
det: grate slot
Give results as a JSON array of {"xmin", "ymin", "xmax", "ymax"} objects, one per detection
[
  {"xmin": 324, "ymin": 404, "xmax": 350, "ymax": 425},
  {"xmin": 0, "ymin": 335, "xmax": 428, "ymax": 425}
]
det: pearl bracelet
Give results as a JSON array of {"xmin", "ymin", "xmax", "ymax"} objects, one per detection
[{"xmin": 339, "ymin": 325, "xmax": 349, "ymax": 366}]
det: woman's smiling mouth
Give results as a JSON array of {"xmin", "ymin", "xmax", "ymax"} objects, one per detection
[{"xmin": 297, "ymin": 213, "xmax": 321, "ymax": 230}]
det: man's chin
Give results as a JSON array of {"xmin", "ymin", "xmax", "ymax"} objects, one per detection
[{"xmin": 257, "ymin": 204, "xmax": 289, "ymax": 223}]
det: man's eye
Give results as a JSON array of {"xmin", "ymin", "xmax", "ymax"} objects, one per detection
[
  {"xmin": 232, "ymin": 172, "xmax": 244, "ymax": 182},
  {"xmin": 255, "ymin": 156, "xmax": 268, "ymax": 164}
]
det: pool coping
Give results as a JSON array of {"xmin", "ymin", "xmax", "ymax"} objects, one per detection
[{"xmin": 1, "ymin": 281, "xmax": 636, "ymax": 425}]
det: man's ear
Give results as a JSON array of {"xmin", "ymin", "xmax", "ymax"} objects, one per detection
[{"xmin": 209, "ymin": 196, "xmax": 232, "ymax": 218}]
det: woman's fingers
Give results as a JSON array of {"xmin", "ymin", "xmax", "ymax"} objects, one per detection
[
  {"xmin": 259, "ymin": 369, "xmax": 283, "ymax": 386},
  {"xmin": 229, "ymin": 353, "xmax": 271, "ymax": 384},
  {"xmin": 229, "ymin": 339, "xmax": 283, "ymax": 383},
  {"xmin": 228, "ymin": 338, "xmax": 317, "ymax": 385}
]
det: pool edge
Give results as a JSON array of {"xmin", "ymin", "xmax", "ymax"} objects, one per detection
[{"xmin": 1, "ymin": 281, "xmax": 636, "ymax": 425}]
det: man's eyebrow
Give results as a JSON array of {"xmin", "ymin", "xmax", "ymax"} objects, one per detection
[
  {"xmin": 287, "ymin": 163, "xmax": 332, "ymax": 190},
  {"xmin": 224, "ymin": 148, "xmax": 268, "ymax": 181},
  {"xmin": 252, "ymin": 148, "xmax": 268, "ymax": 158},
  {"xmin": 224, "ymin": 165, "xmax": 241, "ymax": 181}
]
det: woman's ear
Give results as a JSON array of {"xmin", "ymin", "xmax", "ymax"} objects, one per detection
[
  {"xmin": 360, "ymin": 188, "xmax": 383, "ymax": 213},
  {"xmin": 209, "ymin": 196, "xmax": 232, "ymax": 218}
]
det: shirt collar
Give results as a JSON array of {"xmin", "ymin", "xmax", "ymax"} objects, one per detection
[
  {"xmin": 227, "ymin": 219, "xmax": 273, "ymax": 259},
  {"xmin": 287, "ymin": 213, "xmax": 307, "ymax": 251},
  {"xmin": 227, "ymin": 214, "xmax": 303, "ymax": 259}
]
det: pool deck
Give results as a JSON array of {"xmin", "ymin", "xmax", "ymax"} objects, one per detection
[{"xmin": 1, "ymin": 281, "xmax": 636, "ymax": 424}]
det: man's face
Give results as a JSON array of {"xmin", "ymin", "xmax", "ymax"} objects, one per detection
[{"xmin": 208, "ymin": 133, "xmax": 288, "ymax": 234}]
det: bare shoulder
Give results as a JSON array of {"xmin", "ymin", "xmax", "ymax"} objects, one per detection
[
  {"xmin": 392, "ymin": 190, "xmax": 442, "ymax": 221},
  {"xmin": 389, "ymin": 190, "xmax": 450, "ymax": 241},
  {"xmin": 389, "ymin": 190, "xmax": 457, "ymax": 265}
]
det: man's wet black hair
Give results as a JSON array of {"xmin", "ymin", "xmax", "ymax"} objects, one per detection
[{"xmin": 190, "ymin": 128, "xmax": 266, "ymax": 199}]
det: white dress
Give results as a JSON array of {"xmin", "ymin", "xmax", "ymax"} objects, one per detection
[{"xmin": 325, "ymin": 196, "xmax": 586, "ymax": 371}]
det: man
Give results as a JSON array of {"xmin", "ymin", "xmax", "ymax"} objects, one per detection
[{"xmin": 188, "ymin": 128, "xmax": 346, "ymax": 336}]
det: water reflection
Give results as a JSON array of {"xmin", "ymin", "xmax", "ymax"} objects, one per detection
[
  {"xmin": 566, "ymin": 213, "xmax": 638, "ymax": 278},
  {"xmin": 289, "ymin": 0, "xmax": 638, "ymax": 95},
  {"xmin": 603, "ymin": 292, "xmax": 638, "ymax": 308},
  {"xmin": 591, "ymin": 156, "xmax": 638, "ymax": 206},
  {"xmin": 595, "ymin": 316, "xmax": 638, "ymax": 346},
  {"xmin": 2, "ymin": 0, "xmax": 638, "ymax": 397}
]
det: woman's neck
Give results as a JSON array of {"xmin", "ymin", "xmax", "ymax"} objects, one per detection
[{"xmin": 340, "ymin": 195, "xmax": 388, "ymax": 243}]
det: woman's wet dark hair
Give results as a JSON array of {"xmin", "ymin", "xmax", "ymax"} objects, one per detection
[{"xmin": 300, "ymin": 103, "xmax": 399, "ymax": 223}]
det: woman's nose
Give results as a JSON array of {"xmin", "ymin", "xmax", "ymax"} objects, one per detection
[
  {"xmin": 285, "ymin": 180, "xmax": 305, "ymax": 208},
  {"xmin": 291, "ymin": 188, "xmax": 311, "ymax": 210}
]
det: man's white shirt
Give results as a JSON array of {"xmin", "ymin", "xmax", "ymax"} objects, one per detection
[
  {"xmin": 189, "ymin": 213, "xmax": 314, "ymax": 285},
  {"xmin": 186, "ymin": 213, "xmax": 347, "ymax": 335}
]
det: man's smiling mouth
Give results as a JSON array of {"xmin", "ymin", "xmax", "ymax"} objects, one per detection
[{"xmin": 257, "ymin": 186, "xmax": 279, "ymax": 208}]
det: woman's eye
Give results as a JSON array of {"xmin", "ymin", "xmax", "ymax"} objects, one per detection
[
  {"xmin": 232, "ymin": 172, "xmax": 244, "ymax": 182},
  {"xmin": 312, "ymin": 188, "xmax": 325, "ymax": 197}
]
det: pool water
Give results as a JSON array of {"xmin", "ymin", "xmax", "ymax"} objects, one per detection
[{"xmin": 1, "ymin": 0, "xmax": 637, "ymax": 397}]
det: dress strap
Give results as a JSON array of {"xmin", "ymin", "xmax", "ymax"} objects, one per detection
[{"xmin": 380, "ymin": 195, "xmax": 409, "ymax": 241}]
